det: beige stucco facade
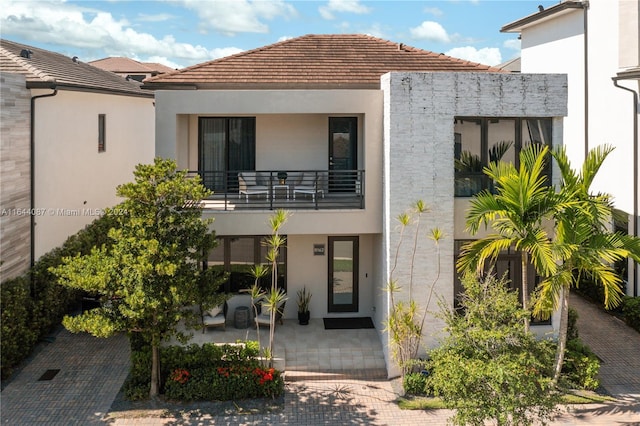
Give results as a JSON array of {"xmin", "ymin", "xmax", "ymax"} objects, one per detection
[{"xmin": 32, "ymin": 89, "xmax": 155, "ymax": 258}]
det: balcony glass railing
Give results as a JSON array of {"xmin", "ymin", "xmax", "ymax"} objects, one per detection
[{"xmin": 189, "ymin": 170, "xmax": 365, "ymax": 211}]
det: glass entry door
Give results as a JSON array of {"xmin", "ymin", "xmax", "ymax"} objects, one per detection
[
  {"xmin": 328, "ymin": 117, "xmax": 357, "ymax": 193},
  {"xmin": 328, "ymin": 236, "xmax": 359, "ymax": 312}
]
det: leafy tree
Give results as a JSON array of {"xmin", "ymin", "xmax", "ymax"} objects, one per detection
[
  {"xmin": 53, "ymin": 158, "xmax": 219, "ymax": 398},
  {"xmin": 429, "ymin": 274, "xmax": 559, "ymax": 426},
  {"xmin": 533, "ymin": 145, "xmax": 640, "ymax": 384},
  {"xmin": 457, "ymin": 144, "xmax": 560, "ymax": 331}
]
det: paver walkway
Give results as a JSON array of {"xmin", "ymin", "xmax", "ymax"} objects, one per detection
[
  {"xmin": 2, "ymin": 292, "xmax": 639, "ymax": 425},
  {"xmin": 1, "ymin": 329, "xmax": 129, "ymax": 425},
  {"xmin": 570, "ymin": 292, "xmax": 640, "ymax": 397}
]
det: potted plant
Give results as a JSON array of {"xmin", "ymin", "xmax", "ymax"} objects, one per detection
[
  {"xmin": 277, "ymin": 171, "xmax": 288, "ymax": 185},
  {"xmin": 297, "ymin": 287, "xmax": 311, "ymax": 325}
]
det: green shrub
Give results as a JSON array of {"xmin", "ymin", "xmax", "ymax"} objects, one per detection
[
  {"xmin": 0, "ymin": 214, "xmax": 117, "ymax": 381},
  {"xmin": 621, "ymin": 296, "xmax": 640, "ymax": 332},
  {"xmin": 403, "ymin": 372, "xmax": 430, "ymax": 396},
  {"xmin": 428, "ymin": 275, "xmax": 559, "ymax": 426},
  {"xmin": 0, "ymin": 277, "xmax": 39, "ymax": 379},
  {"xmin": 163, "ymin": 365, "xmax": 284, "ymax": 401},
  {"xmin": 567, "ymin": 307, "xmax": 579, "ymax": 341},
  {"xmin": 561, "ymin": 338, "xmax": 600, "ymax": 390},
  {"xmin": 124, "ymin": 341, "xmax": 284, "ymax": 401}
]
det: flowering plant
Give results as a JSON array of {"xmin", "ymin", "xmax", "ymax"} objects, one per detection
[{"xmin": 170, "ymin": 368, "xmax": 190, "ymax": 384}]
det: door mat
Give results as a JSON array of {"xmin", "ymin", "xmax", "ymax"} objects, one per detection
[{"xmin": 323, "ymin": 317, "xmax": 375, "ymax": 330}]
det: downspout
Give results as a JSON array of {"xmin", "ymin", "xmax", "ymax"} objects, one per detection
[
  {"xmin": 30, "ymin": 86, "xmax": 57, "ymax": 295},
  {"xmin": 612, "ymin": 77, "xmax": 639, "ymax": 297},
  {"xmin": 583, "ymin": 1, "xmax": 590, "ymax": 160}
]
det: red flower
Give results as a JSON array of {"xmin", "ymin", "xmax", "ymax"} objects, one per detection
[{"xmin": 170, "ymin": 368, "xmax": 190, "ymax": 384}]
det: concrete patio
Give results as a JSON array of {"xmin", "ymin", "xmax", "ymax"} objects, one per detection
[{"xmin": 182, "ymin": 317, "xmax": 388, "ymax": 380}]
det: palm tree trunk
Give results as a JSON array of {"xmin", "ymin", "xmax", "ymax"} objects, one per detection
[
  {"xmin": 552, "ymin": 285, "xmax": 569, "ymax": 385},
  {"xmin": 521, "ymin": 251, "xmax": 530, "ymax": 333}
]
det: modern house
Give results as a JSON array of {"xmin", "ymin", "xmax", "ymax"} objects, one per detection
[
  {"xmin": 143, "ymin": 34, "xmax": 567, "ymax": 376},
  {"xmin": 89, "ymin": 57, "xmax": 176, "ymax": 82},
  {"xmin": 502, "ymin": 0, "xmax": 640, "ymax": 297},
  {"xmin": 0, "ymin": 39, "xmax": 155, "ymax": 281}
]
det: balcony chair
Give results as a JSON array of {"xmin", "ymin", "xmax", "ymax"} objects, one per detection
[
  {"xmin": 292, "ymin": 171, "xmax": 325, "ymax": 202},
  {"xmin": 255, "ymin": 299, "xmax": 286, "ymax": 328},
  {"xmin": 238, "ymin": 172, "xmax": 270, "ymax": 202},
  {"xmin": 202, "ymin": 301, "xmax": 228, "ymax": 332}
]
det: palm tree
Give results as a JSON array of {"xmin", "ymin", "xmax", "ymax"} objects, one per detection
[
  {"xmin": 457, "ymin": 144, "xmax": 560, "ymax": 332},
  {"xmin": 534, "ymin": 145, "xmax": 640, "ymax": 384}
]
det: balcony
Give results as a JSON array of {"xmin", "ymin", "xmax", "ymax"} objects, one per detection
[{"xmin": 191, "ymin": 170, "xmax": 365, "ymax": 211}]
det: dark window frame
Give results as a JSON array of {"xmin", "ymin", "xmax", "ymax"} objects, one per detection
[
  {"xmin": 205, "ymin": 235, "xmax": 287, "ymax": 294},
  {"xmin": 453, "ymin": 240, "xmax": 551, "ymax": 325},
  {"xmin": 454, "ymin": 117, "xmax": 553, "ymax": 197},
  {"xmin": 98, "ymin": 114, "xmax": 106, "ymax": 152}
]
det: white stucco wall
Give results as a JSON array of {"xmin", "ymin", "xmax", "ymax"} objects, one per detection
[
  {"xmin": 32, "ymin": 89, "xmax": 155, "ymax": 258},
  {"xmin": 519, "ymin": 0, "xmax": 639, "ymax": 295},
  {"xmin": 156, "ymin": 89, "xmax": 384, "ymax": 236},
  {"xmin": 381, "ymin": 71, "xmax": 568, "ymax": 377}
]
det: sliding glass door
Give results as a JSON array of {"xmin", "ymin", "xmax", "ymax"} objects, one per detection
[{"xmin": 199, "ymin": 117, "xmax": 255, "ymax": 192}]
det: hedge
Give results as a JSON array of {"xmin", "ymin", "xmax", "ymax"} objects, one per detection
[
  {"xmin": 124, "ymin": 341, "xmax": 285, "ymax": 401},
  {"xmin": 1, "ymin": 213, "xmax": 118, "ymax": 380}
]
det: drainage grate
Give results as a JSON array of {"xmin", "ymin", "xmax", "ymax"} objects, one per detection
[{"xmin": 38, "ymin": 369, "xmax": 60, "ymax": 381}]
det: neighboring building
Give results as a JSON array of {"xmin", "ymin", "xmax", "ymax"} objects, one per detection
[
  {"xmin": 0, "ymin": 39, "xmax": 155, "ymax": 281},
  {"xmin": 89, "ymin": 57, "xmax": 176, "ymax": 82},
  {"xmin": 143, "ymin": 34, "xmax": 567, "ymax": 376},
  {"xmin": 502, "ymin": 0, "xmax": 640, "ymax": 297},
  {"xmin": 496, "ymin": 56, "xmax": 521, "ymax": 73}
]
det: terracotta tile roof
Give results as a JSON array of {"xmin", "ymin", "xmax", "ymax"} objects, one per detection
[
  {"xmin": 89, "ymin": 57, "xmax": 176, "ymax": 74},
  {"xmin": 0, "ymin": 39, "xmax": 153, "ymax": 97},
  {"xmin": 144, "ymin": 34, "xmax": 505, "ymax": 90}
]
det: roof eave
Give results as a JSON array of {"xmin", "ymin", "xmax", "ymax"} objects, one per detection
[
  {"xmin": 501, "ymin": 1, "xmax": 586, "ymax": 33},
  {"xmin": 616, "ymin": 68, "xmax": 640, "ymax": 80},
  {"xmin": 27, "ymin": 80, "xmax": 154, "ymax": 98},
  {"xmin": 143, "ymin": 82, "xmax": 380, "ymax": 90}
]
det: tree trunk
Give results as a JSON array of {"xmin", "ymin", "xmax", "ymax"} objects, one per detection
[
  {"xmin": 150, "ymin": 343, "xmax": 160, "ymax": 397},
  {"xmin": 552, "ymin": 285, "xmax": 569, "ymax": 385},
  {"xmin": 521, "ymin": 251, "xmax": 530, "ymax": 333}
]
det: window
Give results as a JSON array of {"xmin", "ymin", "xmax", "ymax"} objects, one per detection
[
  {"xmin": 98, "ymin": 114, "xmax": 106, "ymax": 152},
  {"xmin": 454, "ymin": 118, "xmax": 552, "ymax": 196},
  {"xmin": 199, "ymin": 117, "xmax": 256, "ymax": 192},
  {"xmin": 206, "ymin": 235, "xmax": 287, "ymax": 293},
  {"xmin": 454, "ymin": 240, "xmax": 550, "ymax": 324}
]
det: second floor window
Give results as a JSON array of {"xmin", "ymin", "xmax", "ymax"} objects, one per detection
[
  {"xmin": 98, "ymin": 114, "xmax": 106, "ymax": 152},
  {"xmin": 454, "ymin": 117, "xmax": 552, "ymax": 197}
]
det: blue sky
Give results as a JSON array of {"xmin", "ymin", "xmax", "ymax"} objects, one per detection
[{"xmin": 1, "ymin": 0, "xmax": 557, "ymax": 69}]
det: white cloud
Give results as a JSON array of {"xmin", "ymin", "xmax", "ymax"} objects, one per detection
[
  {"xmin": 0, "ymin": 0, "xmax": 242, "ymax": 67},
  {"xmin": 179, "ymin": 0, "xmax": 297, "ymax": 35},
  {"xmin": 136, "ymin": 13, "xmax": 174, "ymax": 23},
  {"xmin": 423, "ymin": 7, "xmax": 443, "ymax": 17},
  {"xmin": 409, "ymin": 21, "xmax": 450, "ymax": 43},
  {"xmin": 445, "ymin": 46, "xmax": 502, "ymax": 66},
  {"xmin": 361, "ymin": 23, "xmax": 388, "ymax": 39},
  {"xmin": 503, "ymin": 38, "xmax": 521, "ymax": 51},
  {"xmin": 278, "ymin": 35, "xmax": 294, "ymax": 42},
  {"xmin": 319, "ymin": 0, "xmax": 371, "ymax": 20}
]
